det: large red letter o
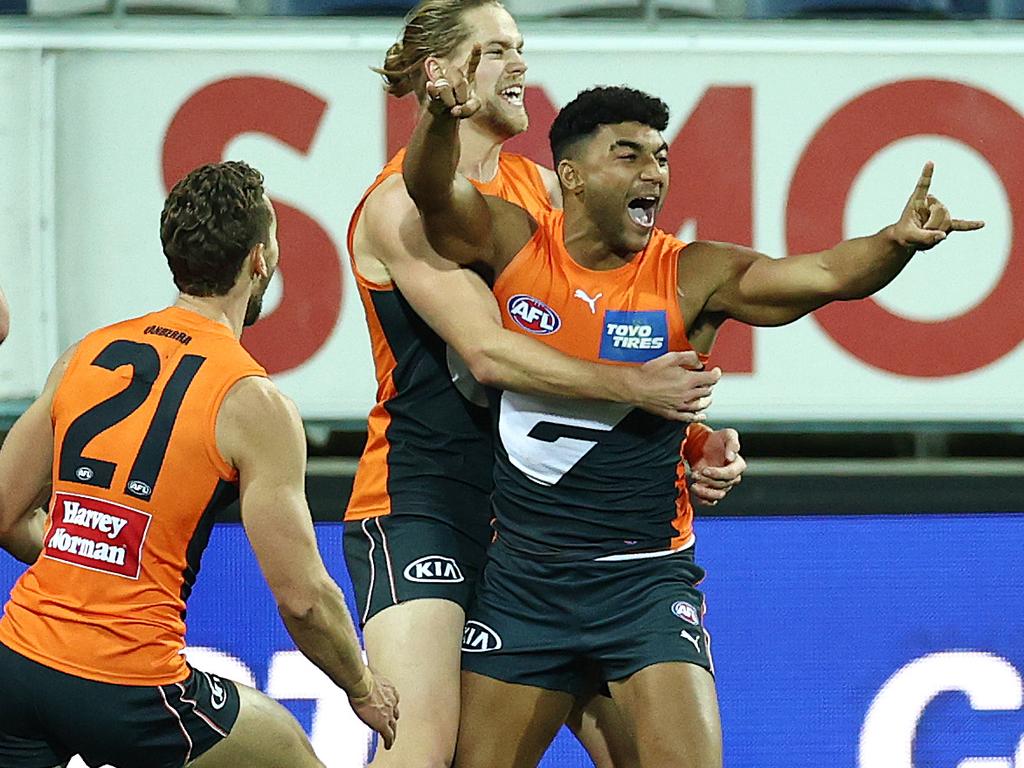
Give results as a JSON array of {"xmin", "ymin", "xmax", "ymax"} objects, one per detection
[{"xmin": 788, "ymin": 79, "xmax": 1024, "ymax": 377}]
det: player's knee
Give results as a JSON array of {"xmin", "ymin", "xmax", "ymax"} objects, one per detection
[
  {"xmin": 274, "ymin": 709, "xmax": 316, "ymax": 753},
  {"xmin": 270, "ymin": 723, "xmax": 324, "ymax": 768},
  {"xmin": 238, "ymin": 688, "xmax": 317, "ymax": 750}
]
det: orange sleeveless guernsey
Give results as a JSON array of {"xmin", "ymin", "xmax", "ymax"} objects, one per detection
[
  {"xmin": 489, "ymin": 209, "xmax": 703, "ymax": 560},
  {"xmin": 344, "ymin": 149, "xmax": 552, "ymax": 524},
  {"xmin": 0, "ymin": 306, "xmax": 266, "ymax": 685}
]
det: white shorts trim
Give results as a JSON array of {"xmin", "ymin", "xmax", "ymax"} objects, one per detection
[{"xmin": 592, "ymin": 534, "xmax": 695, "ymax": 562}]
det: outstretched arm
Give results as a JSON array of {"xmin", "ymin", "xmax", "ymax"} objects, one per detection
[
  {"xmin": 220, "ymin": 379, "xmax": 400, "ymax": 748},
  {"xmin": 696, "ymin": 163, "xmax": 985, "ymax": 326},
  {"xmin": 403, "ymin": 45, "xmax": 535, "ymax": 274}
]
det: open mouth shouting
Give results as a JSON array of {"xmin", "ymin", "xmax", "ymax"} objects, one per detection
[{"xmin": 627, "ymin": 195, "xmax": 659, "ymax": 229}]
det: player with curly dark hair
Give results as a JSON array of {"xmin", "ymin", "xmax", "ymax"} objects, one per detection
[
  {"xmin": 548, "ymin": 86, "xmax": 669, "ymax": 163},
  {"xmin": 0, "ymin": 161, "xmax": 398, "ymax": 768},
  {"xmin": 161, "ymin": 161, "xmax": 273, "ymax": 299},
  {"xmin": 403, "ymin": 77, "xmax": 984, "ymax": 767}
]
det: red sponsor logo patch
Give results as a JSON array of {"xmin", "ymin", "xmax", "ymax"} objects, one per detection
[
  {"xmin": 507, "ymin": 294, "xmax": 561, "ymax": 335},
  {"xmin": 44, "ymin": 492, "xmax": 152, "ymax": 580}
]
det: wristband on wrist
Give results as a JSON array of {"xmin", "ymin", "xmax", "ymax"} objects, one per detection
[{"xmin": 683, "ymin": 422, "xmax": 713, "ymax": 466}]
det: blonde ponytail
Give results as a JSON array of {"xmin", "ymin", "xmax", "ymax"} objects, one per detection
[{"xmin": 374, "ymin": 0, "xmax": 502, "ymax": 102}]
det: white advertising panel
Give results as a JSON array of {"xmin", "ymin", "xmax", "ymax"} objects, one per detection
[
  {"xmin": 0, "ymin": 49, "xmax": 58, "ymax": 398},
  {"xmin": 2, "ymin": 27, "xmax": 1022, "ymax": 421}
]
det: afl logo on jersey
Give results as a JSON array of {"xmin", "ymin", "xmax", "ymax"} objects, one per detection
[
  {"xmin": 126, "ymin": 480, "xmax": 152, "ymax": 499},
  {"xmin": 76, "ymin": 467, "xmax": 94, "ymax": 482},
  {"xmin": 507, "ymin": 294, "xmax": 561, "ymax": 335}
]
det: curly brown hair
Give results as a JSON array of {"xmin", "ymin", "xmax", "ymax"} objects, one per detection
[
  {"xmin": 375, "ymin": 0, "xmax": 502, "ymax": 101},
  {"xmin": 160, "ymin": 161, "xmax": 272, "ymax": 297}
]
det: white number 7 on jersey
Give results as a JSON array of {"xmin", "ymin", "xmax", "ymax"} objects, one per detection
[{"xmin": 497, "ymin": 392, "xmax": 630, "ymax": 486}]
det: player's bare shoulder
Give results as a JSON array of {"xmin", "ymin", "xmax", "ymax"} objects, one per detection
[
  {"xmin": 680, "ymin": 239, "xmax": 758, "ymax": 268},
  {"xmin": 51, "ymin": 343, "xmax": 80, "ymax": 380},
  {"xmin": 357, "ymin": 176, "xmax": 423, "ymax": 253},
  {"xmin": 680, "ymin": 240, "xmax": 763, "ymax": 293},
  {"xmin": 216, "ymin": 376, "xmax": 303, "ymax": 470},
  {"xmin": 356, "ymin": 174, "xmax": 443, "ymax": 273},
  {"xmin": 360, "ymin": 175, "xmax": 416, "ymax": 232},
  {"xmin": 220, "ymin": 376, "xmax": 299, "ymax": 429},
  {"xmin": 42, "ymin": 342, "xmax": 81, "ymax": 403},
  {"xmin": 674, "ymin": 240, "xmax": 761, "ymax": 329}
]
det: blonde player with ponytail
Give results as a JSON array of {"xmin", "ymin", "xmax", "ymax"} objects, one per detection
[{"xmin": 343, "ymin": 3, "xmax": 746, "ymax": 767}]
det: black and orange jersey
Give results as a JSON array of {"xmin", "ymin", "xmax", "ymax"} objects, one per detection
[
  {"xmin": 489, "ymin": 209, "xmax": 702, "ymax": 561},
  {"xmin": 0, "ymin": 307, "xmax": 265, "ymax": 685},
  {"xmin": 345, "ymin": 148, "xmax": 553, "ymax": 524}
]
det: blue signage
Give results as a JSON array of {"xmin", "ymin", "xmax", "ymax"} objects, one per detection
[{"xmin": 2, "ymin": 514, "xmax": 1023, "ymax": 767}]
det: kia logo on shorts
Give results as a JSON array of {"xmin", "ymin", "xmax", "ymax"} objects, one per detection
[
  {"xmin": 671, "ymin": 600, "xmax": 700, "ymax": 625},
  {"xmin": 462, "ymin": 621, "xmax": 503, "ymax": 653},
  {"xmin": 403, "ymin": 555, "xmax": 465, "ymax": 584},
  {"xmin": 507, "ymin": 294, "xmax": 561, "ymax": 335}
]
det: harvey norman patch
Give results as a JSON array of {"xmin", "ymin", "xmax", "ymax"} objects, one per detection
[
  {"xmin": 599, "ymin": 310, "xmax": 669, "ymax": 363},
  {"xmin": 44, "ymin": 492, "xmax": 152, "ymax": 579}
]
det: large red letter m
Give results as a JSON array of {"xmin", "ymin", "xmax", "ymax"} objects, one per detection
[{"xmin": 661, "ymin": 87, "xmax": 754, "ymax": 373}]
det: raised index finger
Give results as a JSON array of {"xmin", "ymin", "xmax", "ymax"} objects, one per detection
[
  {"xmin": 464, "ymin": 43, "xmax": 482, "ymax": 85},
  {"xmin": 950, "ymin": 218, "xmax": 986, "ymax": 231},
  {"xmin": 908, "ymin": 161, "xmax": 934, "ymax": 207}
]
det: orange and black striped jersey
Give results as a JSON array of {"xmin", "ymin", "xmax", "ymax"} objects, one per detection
[
  {"xmin": 0, "ymin": 307, "xmax": 265, "ymax": 685},
  {"xmin": 490, "ymin": 209, "xmax": 701, "ymax": 561},
  {"xmin": 345, "ymin": 148, "xmax": 553, "ymax": 524}
]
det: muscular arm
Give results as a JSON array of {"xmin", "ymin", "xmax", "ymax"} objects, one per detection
[
  {"xmin": 220, "ymin": 380, "xmax": 399, "ymax": 744},
  {"xmin": 403, "ymin": 102, "xmax": 535, "ymax": 274},
  {"xmin": 220, "ymin": 379, "xmax": 371, "ymax": 696},
  {"xmin": 0, "ymin": 346, "xmax": 75, "ymax": 563},
  {"xmin": 691, "ymin": 162, "xmax": 983, "ymax": 328},
  {"xmin": 356, "ymin": 179, "xmax": 717, "ymax": 421},
  {"xmin": 693, "ymin": 227, "xmax": 914, "ymax": 327}
]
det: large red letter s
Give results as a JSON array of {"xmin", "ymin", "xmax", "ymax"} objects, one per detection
[{"xmin": 163, "ymin": 76, "xmax": 343, "ymax": 375}]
